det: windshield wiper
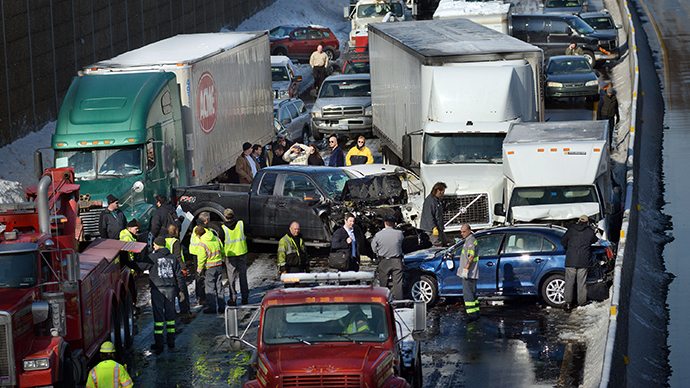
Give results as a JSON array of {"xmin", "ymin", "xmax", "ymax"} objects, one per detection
[
  {"xmin": 275, "ymin": 335, "xmax": 312, "ymax": 345},
  {"xmin": 322, "ymin": 332, "xmax": 361, "ymax": 344}
]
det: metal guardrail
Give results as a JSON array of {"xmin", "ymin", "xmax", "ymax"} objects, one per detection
[{"xmin": 598, "ymin": 0, "xmax": 640, "ymax": 386}]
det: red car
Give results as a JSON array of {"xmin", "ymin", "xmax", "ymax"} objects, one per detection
[{"xmin": 269, "ymin": 25, "xmax": 341, "ymax": 62}]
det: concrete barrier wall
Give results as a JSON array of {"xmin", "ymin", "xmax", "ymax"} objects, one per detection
[
  {"xmin": 599, "ymin": 0, "xmax": 640, "ymax": 386},
  {"xmin": 0, "ymin": 0, "xmax": 275, "ymax": 148}
]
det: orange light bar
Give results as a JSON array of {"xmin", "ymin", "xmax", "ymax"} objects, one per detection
[
  {"xmin": 371, "ymin": 297, "xmax": 382, "ymax": 302},
  {"xmin": 334, "ymin": 297, "xmax": 344, "ymax": 302},
  {"xmin": 90, "ymin": 67, "xmax": 99, "ymax": 71},
  {"xmin": 268, "ymin": 300, "xmax": 277, "ymax": 305},
  {"xmin": 177, "ymin": 63, "xmax": 184, "ymax": 66},
  {"xmin": 507, "ymin": 151, "xmax": 514, "ymax": 154},
  {"xmin": 537, "ymin": 149, "xmax": 544, "ymax": 152},
  {"xmin": 104, "ymin": 140, "xmax": 112, "ymax": 144},
  {"xmin": 320, "ymin": 297, "xmax": 329, "ymax": 302},
  {"xmin": 551, "ymin": 148, "xmax": 557, "ymax": 152},
  {"xmin": 306, "ymin": 297, "xmax": 316, "ymax": 303},
  {"xmin": 563, "ymin": 148, "xmax": 570, "ymax": 151},
  {"xmin": 57, "ymin": 142, "xmax": 66, "ymax": 146},
  {"xmin": 79, "ymin": 141, "xmax": 87, "ymax": 146},
  {"xmin": 593, "ymin": 148, "xmax": 601, "ymax": 152},
  {"xmin": 92, "ymin": 141, "xmax": 98, "ymax": 144}
]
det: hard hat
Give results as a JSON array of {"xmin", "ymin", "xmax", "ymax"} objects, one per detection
[{"xmin": 100, "ymin": 341, "xmax": 116, "ymax": 353}]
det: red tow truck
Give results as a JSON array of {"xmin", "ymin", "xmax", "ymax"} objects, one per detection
[
  {"xmin": 0, "ymin": 168, "xmax": 144, "ymax": 387},
  {"xmin": 225, "ymin": 272, "xmax": 425, "ymax": 388}
]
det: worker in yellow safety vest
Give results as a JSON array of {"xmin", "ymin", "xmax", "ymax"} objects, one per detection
[
  {"xmin": 195, "ymin": 225, "xmax": 225, "ymax": 314},
  {"xmin": 221, "ymin": 208, "xmax": 250, "ymax": 306},
  {"xmin": 188, "ymin": 212, "xmax": 222, "ymax": 307},
  {"xmin": 165, "ymin": 224, "xmax": 195, "ymax": 323},
  {"xmin": 118, "ymin": 219, "xmax": 141, "ymax": 274},
  {"xmin": 85, "ymin": 341, "xmax": 132, "ymax": 388}
]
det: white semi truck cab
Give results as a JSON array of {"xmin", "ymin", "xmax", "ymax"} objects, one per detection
[{"xmin": 345, "ymin": 0, "xmax": 409, "ymax": 46}]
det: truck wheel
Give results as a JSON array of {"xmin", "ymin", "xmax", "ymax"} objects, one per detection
[
  {"xmin": 313, "ymin": 127, "xmax": 323, "ymax": 141},
  {"xmin": 302, "ymin": 126, "xmax": 310, "ymax": 144},
  {"xmin": 324, "ymin": 48, "xmax": 335, "ymax": 60},
  {"xmin": 272, "ymin": 47, "xmax": 288, "ymax": 57},
  {"xmin": 55, "ymin": 355, "xmax": 76, "ymax": 388},
  {"xmin": 123, "ymin": 293, "xmax": 135, "ymax": 348},
  {"xmin": 411, "ymin": 275, "xmax": 438, "ymax": 307},
  {"xmin": 411, "ymin": 350, "xmax": 423, "ymax": 388},
  {"xmin": 540, "ymin": 274, "xmax": 566, "ymax": 308},
  {"xmin": 110, "ymin": 305, "xmax": 125, "ymax": 357},
  {"xmin": 583, "ymin": 50, "xmax": 595, "ymax": 67}
]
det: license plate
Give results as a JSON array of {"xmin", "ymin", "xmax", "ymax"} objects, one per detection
[{"xmin": 338, "ymin": 124, "xmax": 349, "ymax": 130}]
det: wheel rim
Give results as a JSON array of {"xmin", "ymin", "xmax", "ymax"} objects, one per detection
[
  {"xmin": 545, "ymin": 278, "xmax": 565, "ymax": 305},
  {"xmin": 411, "ymin": 279, "xmax": 433, "ymax": 304},
  {"xmin": 326, "ymin": 50, "xmax": 334, "ymax": 60}
]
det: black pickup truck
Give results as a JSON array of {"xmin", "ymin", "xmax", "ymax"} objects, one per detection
[{"xmin": 173, "ymin": 165, "xmax": 424, "ymax": 248}]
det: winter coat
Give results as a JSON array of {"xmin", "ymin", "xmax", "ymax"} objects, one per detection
[
  {"xmin": 561, "ymin": 222, "xmax": 599, "ymax": 268},
  {"xmin": 328, "ymin": 147, "xmax": 345, "ymax": 167},
  {"xmin": 331, "ymin": 225, "xmax": 365, "ymax": 270},
  {"xmin": 236, "ymin": 153, "xmax": 258, "ymax": 184},
  {"xmin": 346, "ymin": 146, "xmax": 374, "ymax": 165},
  {"xmin": 277, "ymin": 231, "xmax": 308, "ymax": 270},
  {"xmin": 137, "ymin": 247, "xmax": 185, "ymax": 291},
  {"xmin": 283, "ymin": 144, "xmax": 311, "ymax": 165},
  {"xmin": 565, "ymin": 46, "xmax": 584, "ymax": 56},
  {"xmin": 98, "ymin": 208, "xmax": 127, "ymax": 239},
  {"xmin": 150, "ymin": 202, "xmax": 175, "ymax": 239},
  {"xmin": 308, "ymin": 152, "xmax": 325, "ymax": 166},
  {"xmin": 419, "ymin": 194, "xmax": 444, "ymax": 232},
  {"xmin": 597, "ymin": 93, "xmax": 620, "ymax": 121}
]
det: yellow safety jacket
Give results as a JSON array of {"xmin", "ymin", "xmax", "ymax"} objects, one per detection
[
  {"xmin": 118, "ymin": 229, "xmax": 135, "ymax": 260},
  {"xmin": 189, "ymin": 227, "xmax": 221, "ymax": 257},
  {"xmin": 196, "ymin": 230, "xmax": 224, "ymax": 273},
  {"xmin": 165, "ymin": 236, "xmax": 185, "ymax": 262},
  {"xmin": 222, "ymin": 221, "xmax": 248, "ymax": 257},
  {"xmin": 85, "ymin": 360, "xmax": 133, "ymax": 388}
]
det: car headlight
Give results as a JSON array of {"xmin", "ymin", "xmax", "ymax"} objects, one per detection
[
  {"xmin": 279, "ymin": 90, "xmax": 289, "ymax": 98},
  {"xmin": 546, "ymin": 82, "xmax": 563, "ymax": 88},
  {"xmin": 311, "ymin": 110, "xmax": 322, "ymax": 118},
  {"xmin": 23, "ymin": 358, "xmax": 50, "ymax": 371},
  {"xmin": 585, "ymin": 80, "xmax": 599, "ymax": 87},
  {"xmin": 365, "ymin": 106, "xmax": 372, "ymax": 116}
]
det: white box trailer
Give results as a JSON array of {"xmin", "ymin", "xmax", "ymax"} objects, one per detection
[
  {"xmin": 433, "ymin": 0, "xmax": 512, "ymax": 34},
  {"xmin": 369, "ymin": 18, "xmax": 543, "ymax": 230},
  {"xmin": 499, "ymin": 120, "xmax": 614, "ymax": 238},
  {"xmin": 84, "ymin": 32, "xmax": 274, "ymax": 185}
]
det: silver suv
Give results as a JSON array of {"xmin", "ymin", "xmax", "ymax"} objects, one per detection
[
  {"xmin": 310, "ymin": 74, "xmax": 372, "ymax": 140},
  {"xmin": 274, "ymin": 98, "xmax": 311, "ymax": 144},
  {"xmin": 271, "ymin": 55, "xmax": 302, "ymax": 100}
]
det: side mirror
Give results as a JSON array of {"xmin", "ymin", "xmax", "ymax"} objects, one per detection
[
  {"xmin": 615, "ymin": 24, "xmax": 623, "ymax": 29},
  {"xmin": 566, "ymin": 27, "xmax": 573, "ymax": 35},
  {"xmin": 295, "ymin": 75, "xmax": 303, "ymax": 82},
  {"xmin": 225, "ymin": 307, "xmax": 239, "ymax": 338},
  {"xmin": 344, "ymin": 6, "xmax": 350, "ymax": 18},
  {"xmin": 402, "ymin": 133, "xmax": 412, "ymax": 167},
  {"xmin": 161, "ymin": 144, "xmax": 174, "ymax": 173},
  {"xmin": 494, "ymin": 203, "xmax": 505, "ymax": 216},
  {"xmin": 412, "ymin": 301, "xmax": 426, "ymax": 333},
  {"xmin": 34, "ymin": 150, "xmax": 44, "ymax": 181},
  {"xmin": 32, "ymin": 301, "xmax": 50, "ymax": 324}
]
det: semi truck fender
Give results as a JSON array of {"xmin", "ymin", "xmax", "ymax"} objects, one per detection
[{"xmin": 18, "ymin": 336, "xmax": 63, "ymax": 387}]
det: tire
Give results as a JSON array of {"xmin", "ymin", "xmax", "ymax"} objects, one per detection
[
  {"xmin": 583, "ymin": 50, "xmax": 595, "ymax": 67},
  {"xmin": 410, "ymin": 275, "xmax": 439, "ymax": 307},
  {"xmin": 55, "ymin": 355, "xmax": 76, "ymax": 388},
  {"xmin": 110, "ymin": 304, "xmax": 125, "ymax": 357},
  {"xmin": 302, "ymin": 126, "xmax": 310, "ymax": 144},
  {"xmin": 411, "ymin": 349, "xmax": 423, "ymax": 388},
  {"xmin": 123, "ymin": 292, "xmax": 135, "ymax": 348},
  {"xmin": 313, "ymin": 126, "xmax": 323, "ymax": 141},
  {"xmin": 324, "ymin": 48, "xmax": 335, "ymax": 60},
  {"xmin": 272, "ymin": 47, "xmax": 288, "ymax": 57},
  {"xmin": 540, "ymin": 273, "xmax": 566, "ymax": 308}
]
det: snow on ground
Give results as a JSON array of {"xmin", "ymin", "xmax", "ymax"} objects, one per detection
[{"xmin": 0, "ymin": 121, "xmax": 54, "ymax": 203}]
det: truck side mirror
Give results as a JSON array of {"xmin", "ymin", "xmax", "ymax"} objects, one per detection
[
  {"xmin": 161, "ymin": 144, "xmax": 174, "ymax": 173},
  {"xmin": 34, "ymin": 150, "xmax": 44, "ymax": 181},
  {"xmin": 494, "ymin": 203, "xmax": 505, "ymax": 216},
  {"xmin": 225, "ymin": 307, "xmax": 239, "ymax": 338},
  {"xmin": 402, "ymin": 134, "xmax": 412, "ymax": 167},
  {"xmin": 344, "ymin": 5, "xmax": 351, "ymax": 19},
  {"xmin": 413, "ymin": 300, "xmax": 426, "ymax": 333},
  {"xmin": 296, "ymin": 75, "xmax": 303, "ymax": 82}
]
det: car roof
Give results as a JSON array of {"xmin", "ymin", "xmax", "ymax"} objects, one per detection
[
  {"xmin": 270, "ymin": 55, "xmax": 293, "ymax": 66},
  {"xmin": 341, "ymin": 163, "xmax": 418, "ymax": 178},
  {"xmin": 548, "ymin": 55, "xmax": 590, "ymax": 62},
  {"xmin": 476, "ymin": 224, "xmax": 567, "ymax": 237},
  {"xmin": 273, "ymin": 98, "xmax": 303, "ymax": 109},
  {"xmin": 323, "ymin": 73, "xmax": 371, "ymax": 82},
  {"xmin": 272, "ymin": 25, "xmax": 332, "ymax": 32},
  {"xmin": 578, "ymin": 11, "xmax": 611, "ymax": 18},
  {"xmin": 513, "ymin": 14, "xmax": 578, "ymax": 20},
  {"xmin": 262, "ymin": 165, "xmax": 346, "ymax": 174}
]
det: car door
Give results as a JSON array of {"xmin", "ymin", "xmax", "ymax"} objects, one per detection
[
  {"xmin": 525, "ymin": 17, "xmax": 547, "ymax": 46},
  {"xmin": 497, "ymin": 232, "xmax": 554, "ymax": 295},
  {"xmin": 249, "ymin": 172, "xmax": 279, "ymax": 238},
  {"xmin": 275, "ymin": 173, "xmax": 324, "ymax": 242},
  {"xmin": 286, "ymin": 102, "xmax": 300, "ymax": 140},
  {"xmin": 290, "ymin": 28, "xmax": 311, "ymax": 59},
  {"xmin": 547, "ymin": 18, "xmax": 574, "ymax": 57},
  {"xmin": 436, "ymin": 233, "xmax": 504, "ymax": 296},
  {"xmin": 278, "ymin": 105, "xmax": 294, "ymax": 141}
]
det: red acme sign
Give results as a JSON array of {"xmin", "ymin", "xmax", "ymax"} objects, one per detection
[{"xmin": 197, "ymin": 71, "xmax": 217, "ymax": 134}]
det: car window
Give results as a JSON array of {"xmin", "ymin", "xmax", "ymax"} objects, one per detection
[
  {"xmin": 279, "ymin": 106, "xmax": 291, "ymax": 122},
  {"xmin": 583, "ymin": 16, "xmax": 614, "ymax": 30},
  {"xmin": 286, "ymin": 103, "xmax": 299, "ymax": 119},
  {"xmin": 293, "ymin": 29, "xmax": 308, "ymax": 40},
  {"xmin": 543, "ymin": 238, "xmax": 557, "ymax": 252},
  {"xmin": 323, "ymin": 31, "xmax": 331, "ymax": 39},
  {"xmin": 272, "ymin": 66, "xmax": 289, "ymax": 81},
  {"xmin": 293, "ymin": 99, "xmax": 305, "ymax": 113},
  {"xmin": 282, "ymin": 174, "xmax": 317, "ymax": 198},
  {"xmin": 319, "ymin": 80, "xmax": 370, "ymax": 98},
  {"xmin": 307, "ymin": 29, "xmax": 321, "ymax": 40},
  {"xmin": 258, "ymin": 173, "xmax": 278, "ymax": 195},
  {"xmin": 504, "ymin": 233, "xmax": 544, "ymax": 254},
  {"xmin": 475, "ymin": 234, "xmax": 504, "ymax": 257},
  {"xmin": 526, "ymin": 19, "xmax": 546, "ymax": 32},
  {"xmin": 550, "ymin": 20, "xmax": 571, "ymax": 34},
  {"xmin": 269, "ymin": 26, "xmax": 294, "ymax": 37}
]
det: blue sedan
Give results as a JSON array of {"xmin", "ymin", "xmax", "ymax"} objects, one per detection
[{"xmin": 403, "ymin": 225, "xmax": 614, "ymax": 308}]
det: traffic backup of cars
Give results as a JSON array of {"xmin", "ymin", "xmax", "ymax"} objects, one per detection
[{"xmin": 21, "ymin": 0, "xmax": 625, "ymax": 385}]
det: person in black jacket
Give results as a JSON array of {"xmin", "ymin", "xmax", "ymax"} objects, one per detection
[
  {"xmin": 597, "ymin": 88, "xmax": 620, "ymax": 145},
  {"xmin": 137, "ymin": 237, "xmax": 186, "ymax": 353},
  {"xmin": 98, "ymin": 194, "xmax": 127, "ymax": 239},
  {"xmin": 561, "ymin": 215, "xmax": 599, "ymax": 312},
  {"xmin": 150, "ymin": 194, "xmax": 176, "ymax": 239},
  {"xmin": 420, "ymin": 182, "xmax": 447, "ymax": 247},
  {"xmin": 330, "ymin": 213, "xmax": 365, "ymax": 271}
]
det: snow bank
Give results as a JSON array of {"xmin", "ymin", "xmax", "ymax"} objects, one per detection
[
  {"xmin": 0, "ymin": 121, "xmax": 54, "ymax": 203},
  {"xmin": 434, "ymin": 0, "xmax": 511, "ymax": 18}
]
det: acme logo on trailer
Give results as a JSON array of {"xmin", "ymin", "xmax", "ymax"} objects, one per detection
[{"xmin": 197, "ymin": 71, "xmax": 217, "ymax": 134}]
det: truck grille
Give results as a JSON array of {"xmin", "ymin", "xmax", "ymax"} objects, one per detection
[
  {"xmin": 80, "ymin": 207, "xmax": 104, "ymax": 239},
  {"xmin": 0, "ymin": 312, "xmax": 16, "ymax": 387},
  {"xmin": 443, "ymin": 193, "xmax": 490, "ymax": 227},
  {"xmin": 283, "ymin": 374, "xmax": 360, "ymax": 387},
  {"xmin": 322, "ymin": 106, "xmax": 364, "ymax": 117}
]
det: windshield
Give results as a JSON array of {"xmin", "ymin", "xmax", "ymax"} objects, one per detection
[
  {"xmin": 263, "ymin": 303, "xmax": 389, "ymax": 345},
  {"xmin": 319, "ymin": 79, "xmax": 370, "ymax": 98},
  {"xmin": 356, "ymin": 3, "xmax": 404, "ymax": 18},
  {"xmin": 0, "ymin": 251, "xmax": 38, "ymax": 288},
  {"xmin": 423, "ymin": 133, "xmax": 505, "ymax": 164},
  {"xmin": 343, "ymin": 61, "xmax": 370, "ymax": 74},
  {"xmin": 272, "ymin": 66, "xmax": 289, "ymax": 81},
  {"xmin": 55, "ymin": 147, "xmax": 143, "ymax": 179},
  {"xmin": 547, "ymin": 58, "xmax": 593, "ymax": 73},
  {"xmin": 570, "ymin": 17, "xmax": 595, "ymax": 34},
  {"xmin": 582, "ymin": 16, "xmax": 614, "ymax": 30},
  {"xmin": 311, "ymin": 170, "xmax": 351, "ymax": 198},
  {"xmin": 509, "ymin": 185, "xmax": 599, "ymax": 207},
  {"xmin": 545, "ymin": 0, "xmax": 582, "ymax": 7},
  {"xmin": 269, "ymin": 26, "xmax": 294, "ymax": 37}
]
